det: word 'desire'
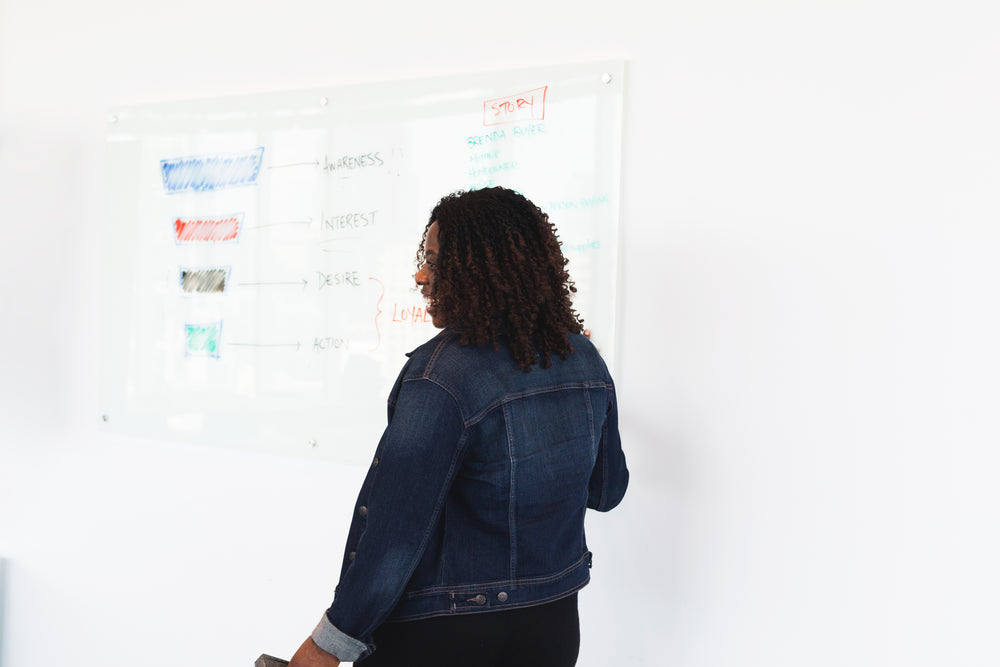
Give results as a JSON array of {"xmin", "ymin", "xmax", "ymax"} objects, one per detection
[{"xmin": 483, "ymin": 86, "xmax": 548, "ymax": 126}]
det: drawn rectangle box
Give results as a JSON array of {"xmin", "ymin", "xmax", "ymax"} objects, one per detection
[
  {"xmin": 184, "ymin": 321, "xmax": 223, "ymax": 358},
  {"xmin": 160, "ymin": 147, "xmax": 265, "ymax": 193},
  {"xmin": 174, "ymin": 213, "xmax": 244, "ymax": 244},
  {"xmin": 483, "ymin": 86, "xmax": 548, "ymax": 126}
]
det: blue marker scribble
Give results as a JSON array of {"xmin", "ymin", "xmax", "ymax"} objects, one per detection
[{"xmin": 161, "ymin": 147, "xmax": 265, "ymax": 194}]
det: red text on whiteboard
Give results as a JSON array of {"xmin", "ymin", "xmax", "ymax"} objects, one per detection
[{"xmin": 483, "ymin": 86, "xmax": 548, "ymax": 126}]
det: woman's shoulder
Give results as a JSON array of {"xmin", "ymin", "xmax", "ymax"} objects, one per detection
[
  {"xmin": 402, "ymin": 329, "xmax": 461, "ymax": 370},
  {"xmin": 404, "ymin": 329, "xmax": 612, "ymax": 406}
]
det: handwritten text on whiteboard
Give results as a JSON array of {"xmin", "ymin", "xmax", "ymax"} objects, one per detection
[{"xmin": 483, "ymin": 86, "xmax": 548, "ymax": 126}]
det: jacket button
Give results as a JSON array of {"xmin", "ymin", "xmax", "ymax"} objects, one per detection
[
  {"xmin": 473, "ymin": 594, "xmax": 487, "ymax": 605},
  {"xmin": 372, "ymin": 457, "xmax": 380, "ymax": 467},
  {"xmin": 359, "ymin": 505, "xmax": 368, "ymax": 517},
  {"xmin": 497, "ymin": 592, "xmax": 508, "ymax": 602},
  {"xmin": 348, "ymin": 551, "xmax": 356, "ymax": 561}
]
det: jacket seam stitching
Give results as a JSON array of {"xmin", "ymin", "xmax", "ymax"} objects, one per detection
[
  {"xmin": 392, "ymin": 581, "xmax": 590, "ymax": 621},
  {"xmin": 401, "ymin": 551, "xmax": 591, "ymax": 597},
  {"xmin": 400, "ymin": 334, "xmax": 613, "ymax": 428},
  {"xmin": 463, "ymin": 382, "xmax": 614, "ymax": 428},
  {"xmin": 353, "ymin": 379, "xmax": 470, "ymax": 640},
  {"xmin": 504, "ymin": 401, "xmax": 517, "ymax": 580}
]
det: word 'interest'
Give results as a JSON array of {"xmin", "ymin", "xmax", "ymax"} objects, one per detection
[{"xmin": 325, "ymin": 210, "xmax": 377, "ymax": 230}]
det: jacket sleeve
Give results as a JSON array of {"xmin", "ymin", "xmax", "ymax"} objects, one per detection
[
  {"xmin": 587, "ymin": 384, "xmax": 628, "ymax": 511},
  {"xmin": 311, "ymin": 376, "xmax": 467, "ymax": 662}
]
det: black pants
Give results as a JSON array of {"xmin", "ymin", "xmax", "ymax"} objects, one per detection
[{"xmin": 358, "ymin": 593, "xmax": 580, "ymax": 667}]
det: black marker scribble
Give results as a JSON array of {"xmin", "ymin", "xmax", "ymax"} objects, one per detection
[{"xmin": 180, "ymin": 268, "xmax": 229, "ymax": 294}]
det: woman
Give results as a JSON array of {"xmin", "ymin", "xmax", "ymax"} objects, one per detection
[{"xmin": 290, "ymin": 187, "xmax": 628, "ymax": 667}]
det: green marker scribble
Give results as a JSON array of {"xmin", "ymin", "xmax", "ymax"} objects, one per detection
[{"xmin": 185, "ymin": 323, "xmax": 221, "ymax": 358}]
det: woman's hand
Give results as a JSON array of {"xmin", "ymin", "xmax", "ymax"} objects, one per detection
[{"xmin": 289, "ymin": 637, "xmax": 341, "ymax": 667}]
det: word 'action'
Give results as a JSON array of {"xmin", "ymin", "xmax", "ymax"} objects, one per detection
[{"xmin": 313, "ymin": 337, "xmax": 349, "ymax": 351}]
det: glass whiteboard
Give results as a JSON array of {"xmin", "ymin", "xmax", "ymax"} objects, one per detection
[{"xmin": 101, "ymin": 61, "xmax": 624, "ymax": 462}]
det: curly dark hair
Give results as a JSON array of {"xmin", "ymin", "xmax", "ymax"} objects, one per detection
[{"xmin": 417, "ymin": 187, "xmax": 584, "ymax": 372}]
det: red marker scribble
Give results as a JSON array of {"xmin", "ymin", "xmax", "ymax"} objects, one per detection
[
  {"xmin": 368, "ymin": 276, "xmax": 384, "ymax": 351},
  {"xmin": 483, "ymin": 86, "xmax": 548, "ymax": 126},
  {"xmin": 174, "ymin": 214, "xmax": 243, "ymax": 243}
]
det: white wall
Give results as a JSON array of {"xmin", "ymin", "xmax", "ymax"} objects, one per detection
[{"xmin": 2, "ymin": 1, "xmax": 998, "ymax": 666}]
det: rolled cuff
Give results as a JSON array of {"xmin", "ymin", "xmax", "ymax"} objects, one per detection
[{"xmin": 310, "ymin": 613, "xmax": 372, "ymax": 662}]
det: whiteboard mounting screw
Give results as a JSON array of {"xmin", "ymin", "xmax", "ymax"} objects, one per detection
[
  {"xmin": 309, "ymin": 439, "xmax": 317, "ymax": 448},
  {"xmin": 319, "ymin": 97, "xmax": 329, "ymax": 106},
  {"xmin": 601, "ymin": 73, "xmax": 612, "ymax": 84},
  {"xmin": 102, "ymin": 414, "xmax": 109, "ymax": 423}
]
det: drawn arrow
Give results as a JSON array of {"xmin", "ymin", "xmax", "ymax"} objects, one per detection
[
  {"xmin": 227, "ymin": 342, "xmax": 302, "ymax": 351},
  {"xmin": 266, "ymin": 160, "xmax": 320, "ymax": 169},
  {"xmin": 248, "ymin": 218, "xmax": 312, "ymax": 230},
  {"xmin": 238, "ymin": 279, "xmax": 308, "ymax": 289}
]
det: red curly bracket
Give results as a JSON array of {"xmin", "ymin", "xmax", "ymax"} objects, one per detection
[{"xmin": 368, "ymin": 276, "xmax": 384, "ymax": 351}]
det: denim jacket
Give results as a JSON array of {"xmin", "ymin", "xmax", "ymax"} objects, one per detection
[{"xmin": 311, "ymin": 329, "xmax": 628, "ymax": 662}]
